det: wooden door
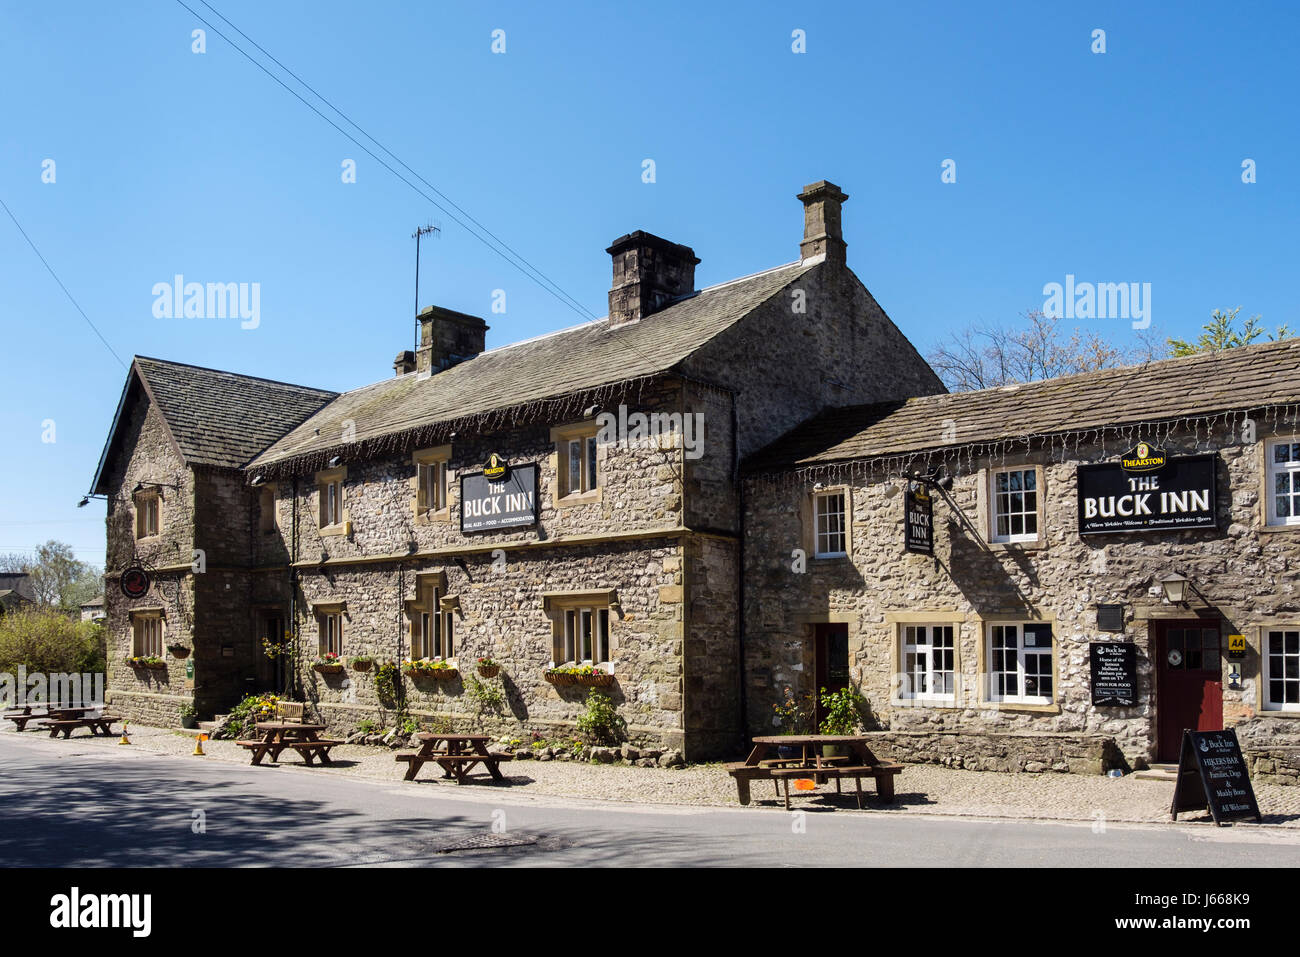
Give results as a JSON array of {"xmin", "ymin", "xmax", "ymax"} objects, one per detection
[
  {"xmin": 813, "ymin": 623, "xmax": 850, "ymax": 726},
  {"xmin": 1155, "ymin": 620, "xmax": 1223, "ymax": 762}
]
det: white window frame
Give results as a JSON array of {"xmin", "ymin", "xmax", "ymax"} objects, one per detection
[
  {"xmin": 990, "ymin": 468, "xmax": 1039, "ymax": 543},
  {"xmin": 561, "ymin": 606, "xmax": 611, "ymax": 665},
  {"xmin": 986, "ymin": 621, "xmax": 1054, "ymax": 705},
  {"xmin": 900, "ymin": 624, "xmax": 956, "ymax": 703},
  {"xmin": 1266, "ymin": 437, "xmax": 1300, "ymax": 527},
  {"xmin": 1264, "ymin": 628, "xmax": 1300, "ymax": 712},
  {"xmin": 319, "ymin": 611, "xmax": 343, "ymax": 657},
  {"xmin": 813, "ymin": 490, "xmax": 847, "ymax": 558}
]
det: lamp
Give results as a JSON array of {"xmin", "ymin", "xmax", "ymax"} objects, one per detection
[
  {"xmin": 327, "ymin": 456, "xmax": 342, "ymax": 468},
  {"xmin": 77, "ymin": 496, "xmax": 90, "ymax": 508},
  {"xmin": 249, "ymin": 474, "xmax": 265, "ymax": 487},
  {"xmin": 1159, "ymin": 572, "xmax": 1191, "ymax": 605}
]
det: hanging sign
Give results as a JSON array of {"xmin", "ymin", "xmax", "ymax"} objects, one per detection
[
  {"xmin": 482, "ymin": 453, "xmax": 509, "ymax": 480},
  {"xmin": 903, "ymin": 482, "xmax": 934, "ymax": 555},
  {"xmin": 460, "ymin": 462, "xmax": 538, "ymax": 532},
  {"xmin": 119, "ymin": 562, "xmax": 151, "ymax": 599},
  {"xmin": 1089, "ymin": 641, "xmax": 1138, "ymax": 706},
  {"xmin": 1077, "ymin": 453, "xmax": 1217, "ymax": 535},
  {"xmin": 1170, "ymin": 728, "xmax": 1261, "ymax": 825}
]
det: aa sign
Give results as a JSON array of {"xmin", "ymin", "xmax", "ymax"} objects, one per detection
[{"xmin": 1227, "ymin": 634, "xmax": 1247, "ymax": 660}]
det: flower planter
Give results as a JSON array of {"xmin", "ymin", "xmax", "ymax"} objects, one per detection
[
  {"xmin": 575, "ymin": 672, "xmax": 614, "ymax": 688},
  {"xmin": 180, "ymin": 714, "xmax": 198, "ymax": 729},
  {"xmin": 543, "ymin": 671, "xmax": 575, "ymax": 686},
  {"xmin": 168, "ymin": 645, "xmax": 191, "ymax": 659},
  {"xmin": 404, "ymin": 668, "xmax": 459, "ymax": 680},
  {"xmin": 477, "ymin": 664, "xmax": 500, "ymax": 679},
  {"xmin": 313, "ymin": 663, "xmax": 345, "ymax": 675},
  {"xmin": 350, "ymin": 659, "xmax": 373, "ymax": 672}
]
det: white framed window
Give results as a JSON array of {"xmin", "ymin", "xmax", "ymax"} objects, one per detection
[
  {"xmin": 813, "ymin": 490, "xmax": 847, "ymax": 558},
  {"xmin": 1265, "ymin": 629, "xmax": 1300, "ymax": 712},
  {"xmin": 132, "ymin": 614, "xmax": 164, "ymax": 657},
  {"xmin": 1267, "ymin": 438, "xmax": 1300, "ymax": 527},
  {"xmin": 900, "ymin": 624, "xmax": 955, "ymax": 702},
  {"xmin": 323, "ymin": 480, "xmax": 342, "ymax": 526},
  {"xmin": 319, "ymin": 611, "xmax": 343, "ymax": 657},
  {"xmin": 561, "ymin": 606, "xmax": 610, "ymax": 665},
  {"xmin": 991, "ymin": 468, "xmax": 1039, "ymax": 543},
  {"xmin": 987, "ymin": 622, "xmax": 1054, "ymax": 704},
  {"xmin": 135, "ymin": 492, "xmax": 160, "ymax": 539}
]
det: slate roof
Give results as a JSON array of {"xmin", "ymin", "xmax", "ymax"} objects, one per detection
[
  {"xmin": 249, "ymin": 259, "xmax": 817, "ymax": 469},
  {"xmin": 132, "ymin": 357, "xmax": 338, "ymax": 469},
  {"xmin": 744, "ymin": 338, "xmax": 1300, "ymax": 473}
]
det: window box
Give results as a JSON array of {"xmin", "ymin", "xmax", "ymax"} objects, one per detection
[
  {"xmin": 126, "ymin": 656, "xmax": 167, "ymax": 670},
  {"xmin": 403, "ymin": 659, "xmax": 459, "ymax": 680},
  {"xmin": 545, "ymin": 665, "xmax": 613, "ymax": 687}
]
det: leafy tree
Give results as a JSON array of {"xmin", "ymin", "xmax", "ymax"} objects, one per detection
[
  {"xmin": 1167, "ymin": 307, "xmax": 1293, "ymax": 357},
  {"xmin": 3, "ymin": 541, "xmax": 103, "ymax": 612},
  {"xmin": 0, "ymin": 607, "xmax": 106, "ymax": 674}
]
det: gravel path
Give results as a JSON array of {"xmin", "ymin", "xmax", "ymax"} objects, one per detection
[{"xmin": 12, "ymin": 722, "xmax": 1300, "ymax": 828}]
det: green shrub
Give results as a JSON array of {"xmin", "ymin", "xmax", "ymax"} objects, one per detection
[
  {"xmin": 0, "ymin": 608, "xmax": 105, "ymax": 675},
  {"xmin": 213, "ymin": 693, "xmax": 280, "ymax": 739},
  {"xmin": 818, "ymin": 686, "xmax": 868, "ymax": 736},
  {"xmin": 575, "ymin": 691, "xmax": 625, "ymax": 746}
]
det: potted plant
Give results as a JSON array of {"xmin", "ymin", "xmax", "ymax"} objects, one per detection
[
  {"xmin": 772, "ymin": 686, "xmax": 814, "ymax": 760},
  {"xmin": 818, "ymin": 686, "xmax": 867, "ymax": 757},
  {"xmin": 168, "ymin": 643, "xmax": 191, "ymax": 659},
  {"xmin": 545, "ymin": 665, "xmax": 613, "ymax": 687},
  {"xmin": 179, "ymin": 703, "xmax": 198, "ymax": 729},
  {"xmin": 476, "ymin": 656, "xmax": 500, "ymax": 678},
  {"xmin": 349, "ymin": 655, "xmax": 373, "ymax": 672},
  {"xmin": 313, "ymin": 652, "xmax": 344, "ymax": 674}
]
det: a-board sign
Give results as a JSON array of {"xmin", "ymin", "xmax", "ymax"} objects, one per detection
[
  {"xmin": 460, "ymin": 463, "xmax": 539, "ymax": 532},
  {"xmin": 904, "ymin": 482, "xmax": 934, "ymax": 556},
  {"xmin": 1089, "ymin": 641, "xmax": 1138, "ymax": 706},
  {"xmin": 1170, "ymin": 728, "xmax": 1262, "ymax": 825}
]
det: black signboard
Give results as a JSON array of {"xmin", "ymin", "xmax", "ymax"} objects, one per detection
[
  {"xmin": 459, "ymin": 463, "xmax": 538, "ymax": 532},
  {"xmin": 119, "ymin": 563, "xmax": 151, "ymax": 599},
  {"xmin": 1077, "ymin": 453, "xmax": 1217, "ymax": 535},
  {"xmin": 1089, "ymin": 641, "xmax": 1138, "ymax": 706},
  {"xmin": 904, "ymin": 483, "xmax": 933, "ymax": 556},
  {"xmin": 1170, "ymin": 728, "xmax": 1262, "ymax": 825}
]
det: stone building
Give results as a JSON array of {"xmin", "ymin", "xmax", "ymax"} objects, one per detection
[
  {"xmin": 742, "ymin": 340, "xmax": 1300, "ymax": 780},
  {"xmin": 90, "ymin": 179, "xmax": 941, "ymax": 758}
]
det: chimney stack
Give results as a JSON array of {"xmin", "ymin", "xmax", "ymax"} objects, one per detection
[
  {"xmin": 393, "ymin": 350, "xmax": 416, "ymax": 376},
  {"xmin": 606, "ymin": 231, "xmax": 699, "ymax": 328},
  {"xmin": 797, "ymin": 180, "xmax": 849, "ymax": 264},
  {"xmin": 415, "ymin": 306, "xmax": 489, "ymax": 376}
]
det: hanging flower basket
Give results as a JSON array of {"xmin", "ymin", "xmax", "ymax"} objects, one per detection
[
  {"xmin": 543, "ymin": 670, "xmax": 575, "ymax": 687},
  {"xmin": 349, "ymin": 657, "xmax": 373, "ymax": 672},
  {"xmin": 167, "ymin": 644, "xmax": 191, "ymax": 659},
  {"xmin": 313, "ymin": 663, "xmax": 344, "ymax": 675},
  {"xmin": 575, "ymin": 672, "xmax": 615, "ymax": 688},
  {"xmin": 476, "ymin": 658, "xmax": 500, "ymax": 678}
]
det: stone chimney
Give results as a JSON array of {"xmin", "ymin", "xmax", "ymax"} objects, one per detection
[
  {"xmin": 393, "ymin": 350, "xmax": 416, "ymax": 376},
  {"xmin": 606, "ymin": 231, "xmax": 699, "ymax": 328},
  {"xmin": 797, "ymin": 180, "xmax": 849, "ymax": 264},
  {"xmin": 415, "ymin": 306, "xmax": 489, "ymax": 375}
]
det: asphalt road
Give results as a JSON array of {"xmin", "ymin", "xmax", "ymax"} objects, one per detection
[{"xmin": 3, "ymin": 731, "xmax": 1299, "ymax": 868}]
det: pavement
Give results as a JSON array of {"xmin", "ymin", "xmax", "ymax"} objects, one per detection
[{"xmin": 2, "ymin": 728, "xmax": 1300, "ymax": 867}]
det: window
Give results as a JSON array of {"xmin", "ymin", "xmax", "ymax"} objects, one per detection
[
  {"xmin": 135, "ymin": 491, "xmax": 160, "ymax": 539},
  {"xmin": 561, "ymin": 606, "xmax": 611, "ymax": 665},
  {"xmin": 258, "ymin": 485, "xmax": 277, "ymax": 534},
  {"xmin": 1267, "ymin": 438, "xmax": 1300, "ymax": 527},
  {"xmin": 552, "ymin": 424, "xmax": 601, "ymax": 502},
  {"xmin": 316, "ymin": 467, "xmax": 348, "ymax": 532},
  {"xmin": 323, "ymin": 480, "xmax": 342, "ymax": 526},
  {"xmin": 412, "ymin": 580, "xmax": 455, "ymax": 659},
  {"xmin": 132, "ymin": 614, "xmax": 164, "ymax": 657},
  {"xmin": 987, "ymin": 622, "xmax": 1054, "ymax": 704},
  {"xmin": 318, "ymin": 611, "xmax": 343, "ymax": 657},
  {"xmin": 420, "ymin": 460, "xmax": 447, "ymax": 511},
  {"xmin": 991, "ymin": 468, "xmax": 1039, "ymax": 543},
  {"xmin": 411, "ymin": 445, "xmax": 452, "ymax": 522},
  {"xmin": 1265, "ymin": 629, "xmax": 1300, "ymax": 712},
  {"xmin": 901, "ymin": 624, "xmax": 955, "ymax": 701},
  {"xmin": 813, "ymin": 490, "xmax": 847, "ymax": 557}
]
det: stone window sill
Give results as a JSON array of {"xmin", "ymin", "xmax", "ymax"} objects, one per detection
[
  {"xmin": 1258, "ymin": 523, "xmax": 1300, "ymax": 535},
  {"xmin": 556, "ymin": 489, "xmax": 602, "ymax": 508},
  {"xmin": 979, "ymin": 700, "xmax": 1060, "ymax": 714},
  {"xmin": 890, "ymin": 698, "xmax": 958, "ymax": 710},
  {"xmin": 413, "ymin": 507, "xmax": 452, "ymax": 526},
  {"xmin": 1260, "ymin": 708, "xmax": 1300, "ymax": 718},
  {"xmin": 320, "ymin": 522, "xmax": 351, "ymax": 538},
  {"xmin": 988, "ymin": 540, "xmax": 1044, "ymax": 552}
]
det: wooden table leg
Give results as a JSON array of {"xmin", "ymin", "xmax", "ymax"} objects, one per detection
[
  {"xmin": 735, "ymin": 777, "xmax": 751, "ymax": 806},
  {"xmin": 783, "ymin": 776, "xmax": 791, "ymax": 811},
  {"xmin": 876, "ymin": 772, "xmax": 895, "ymax": 803},
  {"xmin": 855, "ymin": 776, "xmax": 863, "ymax": 810}
]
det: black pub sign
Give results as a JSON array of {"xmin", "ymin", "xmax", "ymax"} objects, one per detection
[
  {"xmin": 460, "ymin": 461, "xmax": 538, "ymax": 532},
  {"xmin": 1089, "ymin": 641, "xmax": 1138, "ymax": 706},
  {"xmin": 1170, "ymin": 728, "xmax": 1262, "ymax": 825},
  {"xmin": 1077, "ymin": 447, "xmax": 1217, "ymax": 535},
  {"xmin": 904, "ymin": 482, "xmax": 933, "ymax": 555}
]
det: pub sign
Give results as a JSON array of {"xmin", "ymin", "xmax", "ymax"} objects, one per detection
[
  {"xmin": 1077, "ymin": 452, "xmax": 1217, "ymax": 535},
  {"xmin": 904, "ymin": 482, "xmax": 934, "ymax": 555},
  {"xmin": 460, "ymin": 461, "xmax": 538, "ymax": 532}
]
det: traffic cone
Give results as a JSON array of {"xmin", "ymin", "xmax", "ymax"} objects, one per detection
[
  {"xmin": 118, "ymin": 720, "xmax": 131, "ymax": 745},
  {"xmin": 192, "ymin": 732, "xmax": 207, "ymax": 756}
]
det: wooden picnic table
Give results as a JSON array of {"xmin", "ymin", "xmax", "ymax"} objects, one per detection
[
  {"xmin": 238, "ymin": 722, "xmax": 341, "ymax": 766},
  {"xmin": 4, "ymin": 704, "xmax": 104, "ymax": 731},
  {"xmin": 45, "ymin": 714, "xmax": 123, "ymax": 739},
  {"xmin": 726, "ymin": 735, "xmax": 904, "ymax": 810},
  {"xmin": 395, "ymin": 732, "xmax": 506, "ymax": 784}
]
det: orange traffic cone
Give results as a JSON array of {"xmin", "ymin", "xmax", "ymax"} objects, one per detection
[
  {"xmin": 192, "ymin": 732, "xmax": 207, "ymax": 756},
  {"xmin": 118, "ymin": 720, "xmax": 131, "ymax": 745}
]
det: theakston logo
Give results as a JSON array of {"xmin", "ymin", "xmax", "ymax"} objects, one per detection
[
  {"xmin": 595, "ymin": 405, "xmax": 705, "ymax": 460},
  {"xmin": 1120, "ymin": 442, "xmax": 1167, "ymax": 473},
  {"xmin": 49, "ymin": 887, "xmax": 151, "ymax": 937},
  {"xmin": 152, "ymin": 274, "xmax": 260, "ymax": 329},
  {"xmin": 1042, "ymin": 274, "xmax": 1151, "ymax": 329}
]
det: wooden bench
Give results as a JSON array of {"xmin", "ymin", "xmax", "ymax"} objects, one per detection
[
  {"xmin": 237, "ymin": 738, "xmax": 342, "ymax": 765},
  {"xmin": 4, "ymin": 711, "xmax": 48, "ymax": 731},
  {"xmin": 769, "ymin": 763, "xmax": 903, "ymax": 810},
  {"xmin": 45, "ymin": 716, "xmax": 123, "ymax": 739},
  {"xmin": 395, "ymin": 750, "xmax": 505, "ymax": 783}
]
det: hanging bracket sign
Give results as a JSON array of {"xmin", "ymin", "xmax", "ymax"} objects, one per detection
[
  {"xmin": 119, "ymin": 561, "xmax": 151, "ymax": 600},
  {"xmin": 903, "ymin": 482, "xmax": 934, "ymax": 556}
]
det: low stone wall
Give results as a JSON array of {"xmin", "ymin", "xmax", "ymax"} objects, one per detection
[
  {"xmin": 1245, "ymin": 747, "xmax": 1300, "ymax": 785},
  {"xmin": 860, "ymin": 730, "xmax": 1126, "ymax": 775},
  {"xmin": 107, "ymin": 688, "xmax": 193, "ymax": 728}
]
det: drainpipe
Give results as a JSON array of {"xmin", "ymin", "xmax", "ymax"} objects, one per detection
[
  {"xmin": 733, "ymin": 394, "xmax": 748, "ymax": 755},
  {"xmin": 288, "ymin": 475, "xmax": 299, "ymax": 698}
]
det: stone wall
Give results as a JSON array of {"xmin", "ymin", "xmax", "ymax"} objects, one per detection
[{"xmin": 743, "ymin": 419, "xmax": 1300, "ymax": 773}]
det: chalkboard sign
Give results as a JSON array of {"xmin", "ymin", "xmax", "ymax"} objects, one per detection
[
  {"xmin": 1170, "ymin": 729, "xmax": 1262, "ymax": 826},
  {"xmin": 1089, "ymin": 641, "xmax": 1138, "ymax": 706}
]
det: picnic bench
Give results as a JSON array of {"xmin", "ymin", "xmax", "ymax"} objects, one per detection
[
  {"xmin": 45, "ymin": 714, "xmax": 124, "ymax": 739},
  {"xmin": 395, "ymin": 733, "xmax": 507, "ymax": 784},
  {"xmin": 5, "ymin": 704, "xmax": 101, "ymax": 732},
  {"xmin": 238, "ymin": 722, "xmax": 341, "ymax": 765},
  {"xmin": 726, "ymin": 735, "xmax": 904, "ymax": 810}
]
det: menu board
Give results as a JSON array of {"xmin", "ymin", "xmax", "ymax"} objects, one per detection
[
  {"xmin": 1170, "ymin": 729, "xmax": 1262, "ymax": 826},
  {"xmin": 1089, "ymin": 641, "xmax": 1138, "ymax": 707}
]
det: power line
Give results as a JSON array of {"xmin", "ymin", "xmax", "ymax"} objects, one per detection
[
  {"xmin": 175, "ymin": 0, "xmax": 601, "ymax": 325},
  {"xmin": 0, "ymin": 196, "xmax": 128, "ymax": 370}
]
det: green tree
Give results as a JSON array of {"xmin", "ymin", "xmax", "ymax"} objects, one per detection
[
  {"xmin": 1167, "ymin": 307, "xmax": 1293, "ymax": 357},
  {"xmin": 0, "ymin": 607, "xmax": 106, "ymax": 674},
  {"xmin": 6, "ymin": 541, "xmax": 103, "ymax": 612}
]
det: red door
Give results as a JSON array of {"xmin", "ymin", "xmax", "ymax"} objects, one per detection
[{"xmin": 1155, "ymin": 621, "xmax": 1223, "ymax": 762}]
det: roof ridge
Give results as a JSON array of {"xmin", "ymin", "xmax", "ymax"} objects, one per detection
[{"xmin": 134, "ymin": 355, "xmax": 337, "ymax": 396}]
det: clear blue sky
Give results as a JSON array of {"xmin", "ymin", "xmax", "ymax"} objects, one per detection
[{"xmin": 3, "ymin": 1, "xmax": 1297, "ymax": 570}]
